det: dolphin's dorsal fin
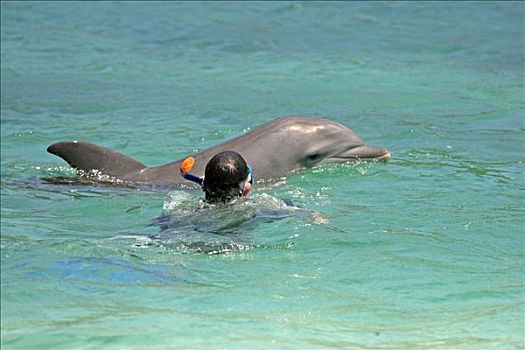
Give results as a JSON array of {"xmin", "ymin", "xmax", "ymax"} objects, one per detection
[{"xmin": 47, "ymin": 141, "xmax": 147, "ymax": 178}]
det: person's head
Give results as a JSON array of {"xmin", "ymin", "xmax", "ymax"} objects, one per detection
[{"xmin": 202, "ymin": 151, "xmax": 252, "ymax": 203}]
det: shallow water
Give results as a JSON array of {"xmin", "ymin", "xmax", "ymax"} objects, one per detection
[{"xmin": 1, "ymin": 2, "xmax": 524, "ymax": 349}]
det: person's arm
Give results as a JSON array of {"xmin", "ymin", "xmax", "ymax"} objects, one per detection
[{"xmin": 282, "ymin": 199, "xmax": 328, "ymax": 225}]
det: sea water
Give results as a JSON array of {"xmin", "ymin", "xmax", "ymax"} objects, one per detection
[{"xmin": 1, "ymin": 2, "xmax": 524, "ymax": 349}]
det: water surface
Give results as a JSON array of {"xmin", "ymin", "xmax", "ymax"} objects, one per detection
[{"xmin": 1, "ymin": 2, "xmax": 524, "ymax": 349}]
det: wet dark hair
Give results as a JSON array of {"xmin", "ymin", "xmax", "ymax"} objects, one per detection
[{"xmin": 203, "ymin": 150, "xmax": 249, "ymax": 203}]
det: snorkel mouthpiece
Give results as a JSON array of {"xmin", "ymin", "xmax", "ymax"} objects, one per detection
[{"xmin": 180, "ymin": 156, "xmax": 204, "ymax": 186}]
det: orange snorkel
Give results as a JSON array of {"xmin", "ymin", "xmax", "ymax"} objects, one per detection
[{"xmin": 180, "ymin": 156, "xmax": 204, "ymax": 186}]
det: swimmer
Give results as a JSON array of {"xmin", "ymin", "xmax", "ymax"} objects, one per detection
[
  {"xmin": 180, "ymin": 150, "xmax": 252, "ymax": 203},
  {"xmin": 179, "ymin": 150, "xmax": 326, "ymax": 224}
]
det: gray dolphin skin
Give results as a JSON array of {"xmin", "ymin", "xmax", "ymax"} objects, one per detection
[{"xmin": 47, "ymin": 116, "xmax": 390, "ymax": 186}]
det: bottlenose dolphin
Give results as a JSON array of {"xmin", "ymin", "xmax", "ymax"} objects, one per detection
[{"xmin": 47, "ymin": 116, "xmax": 390, "ymax": 186}]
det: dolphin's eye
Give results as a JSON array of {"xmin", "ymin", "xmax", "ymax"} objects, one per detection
[{"xmin": 306, "ymin": 153, "xmax": 325, "ymax": 164}]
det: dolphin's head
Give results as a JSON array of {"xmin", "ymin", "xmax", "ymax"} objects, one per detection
[{"xmin": 280, "ymin": 117, "xmax": 391, "ymax": 168}]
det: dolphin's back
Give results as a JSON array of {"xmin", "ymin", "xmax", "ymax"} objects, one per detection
[{"xmin": 47, "ymin": 141, "xmax": 147, "ymax": 178}]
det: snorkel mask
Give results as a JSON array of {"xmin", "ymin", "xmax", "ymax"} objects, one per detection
[
  {"xmin": 180, "ymin": 156, "xmax": 253, "ymax": 187},
  {"xmin": 246, "ymin": 165, "xmax": 253, "ymax": 185}
]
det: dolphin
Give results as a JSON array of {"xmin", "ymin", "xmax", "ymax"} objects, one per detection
[{"xmin": 47, "ymin": 116, "xmax": 390, "ymax": 186}]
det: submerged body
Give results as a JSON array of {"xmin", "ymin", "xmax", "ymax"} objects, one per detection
[{"xmin": 47, "ymin": 116, "xmax": 390, "ymax": 186}]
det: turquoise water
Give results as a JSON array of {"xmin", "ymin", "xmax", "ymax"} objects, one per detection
[{"xmin": 1, "ymin": 2, "xmax": 524, "ymax": 349}]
